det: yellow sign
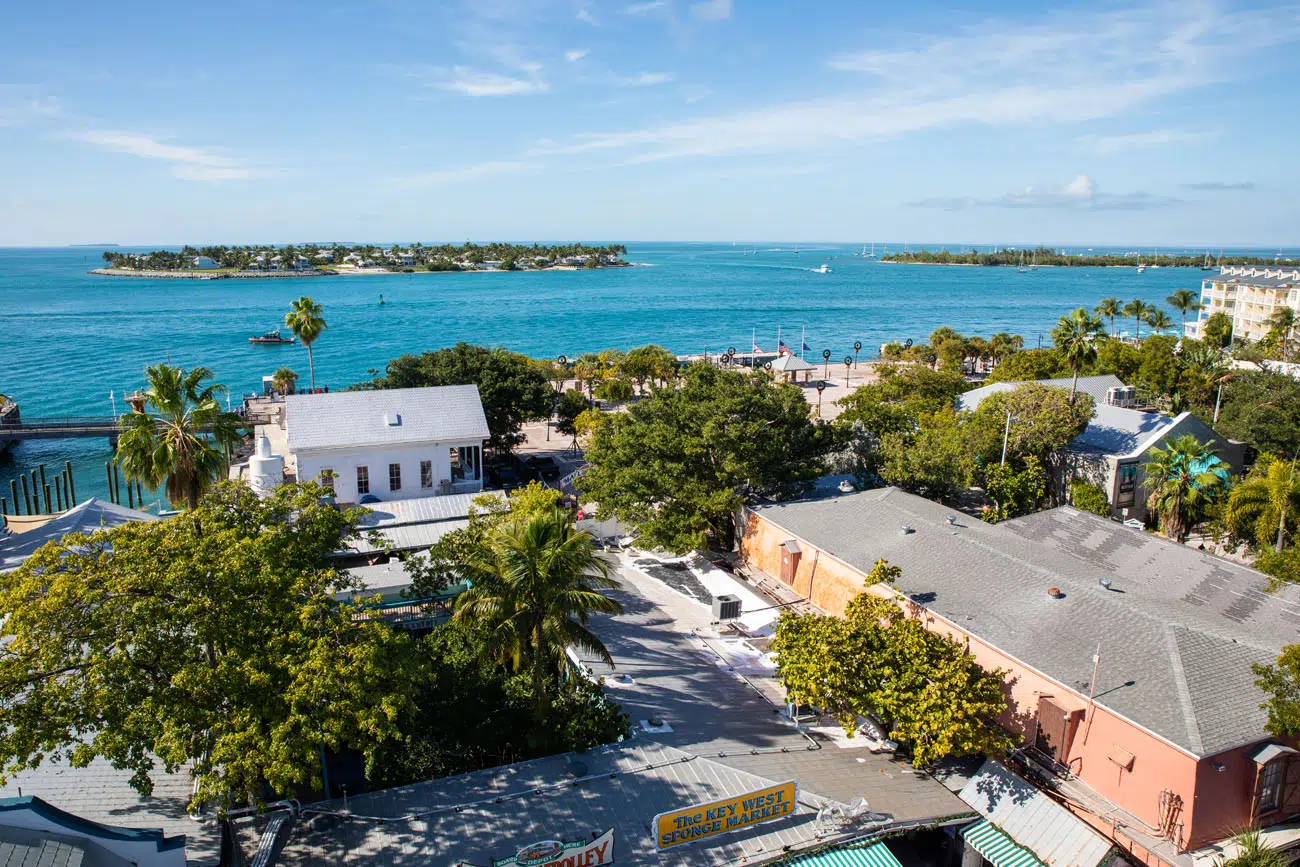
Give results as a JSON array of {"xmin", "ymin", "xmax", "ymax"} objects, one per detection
[{"xmin": 653, "ymin": 780, "xmax": 798, "ymax": 850}]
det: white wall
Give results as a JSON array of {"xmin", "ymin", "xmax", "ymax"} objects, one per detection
[{"xmin": 293, "ymin": 440, "xmax": 482, "ymax": 503}]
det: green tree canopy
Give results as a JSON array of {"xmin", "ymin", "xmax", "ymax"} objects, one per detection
[
  {"xmin": 553, "ymin": 388, "xmax": 590, "ymax": 440},
  {"xmin": 772, "ymin": 568, "xmax": 1014, "ymax": 767},
  {"xmin": 1202, "ymin": 311, "xmax": 1234, "ymax": 349},
  {"xmin": 968, "ymin": 383, "xmax": 1094, "ymax": 467},
  {"xmin": 0, "ymin": 482, "xmax": 418, "ymax": 810},
  {"xmin": 367, "ymin": 343, "xmax": 553, "ymax": 451},
  {"xmin": 1051, "ymin": 308, "xmax": 1105, "ymax": 402},
  {"xmin": 580, "ymin": 363, "xmax": 832, "ymax": 552},
  {"xmin": 620, "ymin": 344, "xmax": 679, "ymax": 393},
  {"xmin": 1212, "ymin": 371, "xmax": 1300, "ymax": 458},
  {"xmin": 1224, "ymin": 454, "xmax": 1300, "ymax": 552},
  {"xmin": 985, "ymin": 349, "xmax": 1065, "ymax": 384},
  {"xmin": 284, "ymin": 296, "xmax": 327, "ymax": 393},
  {"xmin": 878, "ymin": 407, "xmax": 975, "ymax": 502},
  {"xmin": 116, "ymin": 363, "xmax": 242, "ymax": 509},
  {"xmin": 1142, "ymin": 434, "xmax": 1228, "ymax": 542}
]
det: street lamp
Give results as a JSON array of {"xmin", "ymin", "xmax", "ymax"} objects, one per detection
[
  {"xmin": 853, "ymin": 340, "xmax": 862, "ymax": 368},
  {"xmin": 815, "ymin": 380, "xmax": 827, "ymax": 417},
  {"xmin": 547, "ymin": 355, "xmax": 568, "ymax": 442},
  {"xmin": 822, "ymin": 348, "xmax": 831, "ymax": 378},
  {"xmin": 843, "ymin": 356, "xmax": 853, "ymax": 388}
]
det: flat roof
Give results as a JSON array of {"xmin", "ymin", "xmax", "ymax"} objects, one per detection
[
  {"xmin": 284, "ymin": 385, "xmax": 490, "ymax": 452},
  {"xmin": 750, "ymin": 488, "xmax": 1300, "ymax": 757}
]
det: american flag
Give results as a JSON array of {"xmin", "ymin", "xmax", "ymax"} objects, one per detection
[
  {"xmin": 752, "ymin": 341, "xmax": 764, "ymax": 352},
  {"xmin": 778, "ymin": 340, "xmax": 790, "ymax": 355}
]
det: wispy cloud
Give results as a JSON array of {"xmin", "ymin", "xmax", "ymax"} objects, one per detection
[
  {"xmin": 400, "ymin": 159, "xmax": 529, "ymax": 187},
  {"xmin": 911, "ymin": 174, "xmax": 1181, "ymax": 211},
  {"xmin": 689, "ymin": 0, "xmax": 731, "ymax": 20},
  {"xmin": 432, "ymin": 65, "xmax": 549, "ymax": 97},
  {"xmin": 1182, "ymin": 180, "xmax": 1255, "ymax": 191},
  {"xmin": 576, "ymin": 6, "xmax": 597, "ymax": 25},
  {"xmin": 618, "ymin": 71, "xmax": 674, "ymax": 86},
  {"xmin": 565, "ymin": 48, "xmax": 590, "ymax": 62},
  {"xmin": 1080, "ymin": 128, "xmax": 1204, "ymax": 154},
  {"xmin": 66, "ymin": 130, "xmax": 257, "ymax": 181},
  {"xmin": 623, "ymin": 0, "xmax": 667, "ymax": 14},
  {"xmin": 535, "ymin": 2, "xmax": 1300, "ymax": 163},
  {"xmin": 0, "ymin": 88, "xmax": 60, "ymax": 126}
]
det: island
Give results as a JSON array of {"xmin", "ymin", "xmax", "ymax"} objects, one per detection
[
  {"xmin": 91, "ymin": 242, "xmax": 629, "ymax": 278},
  {"xmin": 882, "ymin": 247, "xmax": 1290, "ymax": 268}
]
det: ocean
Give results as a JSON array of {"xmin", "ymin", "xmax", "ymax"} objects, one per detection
[{"xmin": 2, "ymin": 242, "xmax": 1296, "ymax": 507}]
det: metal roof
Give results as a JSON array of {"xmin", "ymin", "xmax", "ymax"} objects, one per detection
[
  {"xmin": 345, "ymin": 517, "xmax": 470, "ymax": 555},
  {"xmin": 771, "ymin": 354, "xmax": 817, "ymax": 372},
  {"xmin": 284, "ymin": 385, "xmax": 490, "ymax": 452},
  {"xmin": 0, "ymin": 498, "xmax": 157, "ymax": 573},
  {"xmin": 1072, "ymin": 404, "xmax": 1177, "ymax": 456},
  {"xmin": 956, "ymin": 375, "xmax": 1126, "ymax": 412},
  {"xmin": 355, "ymin": 492, "xmax": 488, "ymax": 528},
  {"xmin": 958, "ymin": 761, "xmax": 1112, "ymax": 867},
  {"xmin": 749, "ymin": 488, "xmax": 1300, "ymax": 756}
]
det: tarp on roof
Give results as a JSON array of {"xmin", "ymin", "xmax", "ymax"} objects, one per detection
[
  {"xmin": 0, "ymin": 498, "xmax": 156, "ymax": 573},
  {"xmin": 962, "ymin": 821, "xmax": 1047, "ymax": 867},
  {"xmin": 789, "ymin": 841, "xmax": 903, "ymax": 867}
]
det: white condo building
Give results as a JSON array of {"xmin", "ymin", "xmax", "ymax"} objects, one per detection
[
  {"xmin": 1186, "ymin": 265, "xmax": 1300, "ymax": 342},
  {"xmin": 281, "ymin": 385, "xmax": 490, "ymax": 504}
]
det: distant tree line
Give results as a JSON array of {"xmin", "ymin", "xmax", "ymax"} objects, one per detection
[
  {"xmin": 883, "ymin": 247, "xmax": 1284, "ymax": 268},
  {"xmin": 101, "ymin": 242, "xmax": 628, "ymax": 272}
]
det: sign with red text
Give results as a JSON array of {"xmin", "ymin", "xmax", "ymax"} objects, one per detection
[{"xmin": 492, "ymin": 828, "xmax": 614, "ymax": 867}]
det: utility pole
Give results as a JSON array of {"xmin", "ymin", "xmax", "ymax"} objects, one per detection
[{"xmin": 1000, "ymin": 411, "xmax": 1018, "ymax": 465}]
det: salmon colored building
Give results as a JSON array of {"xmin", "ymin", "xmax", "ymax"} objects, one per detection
[{"xmin": 739, "ymin": 486, "xmax": 1300, "ymax": 866}]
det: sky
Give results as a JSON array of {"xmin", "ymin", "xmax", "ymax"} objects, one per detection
[{"xmin": 1, "ymin": 0, "xmax": 1298, "ymax": 247}]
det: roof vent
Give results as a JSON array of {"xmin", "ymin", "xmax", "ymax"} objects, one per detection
[
  {"xmin": 946, "ymin": 515, "xmax": 957, "ymax": 526},
  {"xmin": 1048, "ymin": 587, "xmax": 1064, "ymax": 599},
  {"xmin": 899, "ymin": 525, "xmax": 915, "ymax": 536},
  {"xmin": 1099, "ymin": 576, "xmax": 1113, "ymax": 591},
  {"xmin": 385, "ymin": 412, "xmax": 402, "ymax": 426}
]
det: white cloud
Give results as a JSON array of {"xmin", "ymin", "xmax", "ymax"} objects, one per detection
[
  {"xmin": 565, "ymin": 48, "xmax": 590, "ymax": 62},
  {"xmin": 66, "ymin": 130, "xmax": 258, "ymax": 182},
  {"xmin": 439, "ymin": 66, "xmax": 549, "ymax": 97},
  {"xmin": 689, "ymin": 0, "xmax": 731, "ymax": 20},
  {"xmin": 911, "ymin": 174, "xmax": 1181, "ymax": 211},
  {"xmin": 576, "ymin": 6, "xmax": 597, "ymax": 24},
  {"xmin": 1080, "ymin": 129, "xmax": 1204, "ymax": 154},
  {"xmin": 400, "ymin": 159, "xmax": 529, "ymax": 187},
  {"xmin": 619, "ymin": 71, "xmax": 674, "ymax": 86},
  {"xmin": 535, "ymin": 2, "xmax": 1300, "ymax": 163},
  {"xmin": 0, "ymin": 89, "xmax": 60, "ymax": 126},
  {"xmin": 623, "ymin": 0, "xmax": 667, "ymax": 14}
]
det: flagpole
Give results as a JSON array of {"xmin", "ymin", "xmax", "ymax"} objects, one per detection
[
  {"xmin": 777, "ymin": 325, "xmax": 782, "ymax": 356},
  {"xmin": 800, "ymin": 326, "xmax": 805, "ymax": 360},
  {"xmin": 751, "ymin": 328, "xmax": 756, "ymax": 368}
]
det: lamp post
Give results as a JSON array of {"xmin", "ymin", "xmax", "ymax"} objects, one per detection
[
  {"xmin": 843, "ymin": 356, "xmax": 853, "ymax": 388},
  {"xmin": 822, "ymin": 348, "xmax": 831, "ymax": 378},
  {"xmin": 815, "ymin": 380, "xmax": 827, "ymax": 417},
  {"xmin": 548, "ymin": 355, "xmax": 568, "ymax": 442},
  {"xmin": 1000, "ymin": 411, "xmax": 1020, "ymax": 465},
  {"xmin": 853, "ymin": 340, "xmax": 862, "ymax": 368}
]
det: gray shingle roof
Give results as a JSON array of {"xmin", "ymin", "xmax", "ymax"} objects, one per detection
[
  {"xmin": 750, "ymin": 488, "xmax": 1300, "ymax": 757},
  {"xmin": 284, "ymin": 385, "xmax": 490, "ymax": 452},
  {"xmin": 956, "ymin": 375, "xmax": 1126, "ymax": 412},
  {"xmin": 0, "ymin": 499, "xmax": 157, "ymax": 573},
  {"xmin": 265, "ymin": 742, "xmax": 852, "ymax": 866},
  {"xmin": 1072, "ymin": 404, "xmax": 1177, "ymax": 455}
]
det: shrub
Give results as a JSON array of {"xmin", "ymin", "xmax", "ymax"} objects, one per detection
[{"xmin": 1070, "ymin": 479, "xmax": 1111, "ymax": 516}]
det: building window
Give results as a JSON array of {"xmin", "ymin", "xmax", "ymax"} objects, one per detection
[
  {"xmin": 319, "ymin": 469, "xmax": 335, "ymax": 491},
  {"xmin": 420, "ymin": 460, "xmax": 433, "ymax": 489},
  {"xmin": 1260, "ymin": 761, "xmax": 1284, "ymax": 812},
  {"xmin": 450, "ymin": 447, "xmax": 466, "ymax": 482},
  {"xmin": 389, "ymin": 463, "xmax": 402, "ymax": 491},
  {"xmin": 356, "ymin": 466, "xmax": 370, "ymax": 495}
]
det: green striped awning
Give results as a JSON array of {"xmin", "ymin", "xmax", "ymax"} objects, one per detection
[
  {"xmin": 962, "ymin": 820, "xmax": 1047, "ymax": 867},
  {"xmin": 789, "ymin": 841, "xmax": 904, "ymax": 867}
]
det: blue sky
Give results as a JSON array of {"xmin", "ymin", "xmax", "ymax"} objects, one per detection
[{"xmin": 1, "ymin": 0, "xmax": 1298, "ymax": 246}]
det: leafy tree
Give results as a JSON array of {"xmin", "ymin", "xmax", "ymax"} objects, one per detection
[
  {"xmin": 553, "ymin": 388, "xmax": 590, "ymax": 442},
  {"xmin": 270, "ymin": 367, "xmax": 298, "ymax": 395},
  {"xmin": 0, "ymin": 482, "xmax": 418, "ymax": 809},
  {"xmin": 454, "ymin": 508, "xmax": 622, "ymax": 722},
  {"xmin": 1256, "ymin": 549, "xmax": 1300, "ymax": 591},
  {"xmin": 1212, "ymin": 371, "xmax": 1300, "ymax": 458},
  {"xmin": 1095, "ymin": 298, "xmax": 1123, "ymax": 336},
  {"xmin": 772, "ymin": 572, "xmax": 1014, "ymax": 767},
  {"xmin": 284, "ymin": 296, "xmax": 327, "ymax": 393},
  {"xmin": 1145, "ymin": 308, "xmax": 1174, "ymax": 335},
  {"xmin": 1143, "ymin": 434, "xmax": 1228, "ymax": 542},
  {"xmin": 1069, "ymin": 480, "xmax": 1111, "ymax": 516},
  {"xmin": 1225, "ymin": 454, "xmax": 1300, "ymax": 552},
  {"xmin": 981, "ymin": 458, "xmax": 1047, "ymax": 523},
  {"xmin": 116, "ymin": 363, "xmax": 242, "ymax": 509},
  {"xmin": 580, "ymin": 363, "xmax": 831, "ymax": 551},
  {"xmin": 1051, "ymin": 308, "xmax": 1105, "ymax": 402},
  {"xmin": 594, "ymin": 377, "xmax": 634, "ymax": 405},
  {"xmin": 835, "ymin": 364, "xmax": 968, "ymax": 478},
  {"xmin": 985, "ymin": 349, "xmax": 1065, "ymax": 383},
  {"xmin": 621, "ymin": 344, "xmax": 679, "ymax": 393},
  {"xmin": 878, "ymin": 408, "xmax": 974, "ymax": 502},
  {"xmin": 368, "ymin": 343, "xmax": 552, "ymax": 451},
  {"xmin": 1203, "ymin": 311, "xmax": 1234, "ymax": 349},
  {"xmin": 1166, "ymin": 289, "xmax": 1203, "ymax": 333},
  {"xmin": 1123, "ymin": 299, "xmax": 1154, "ymax": 340},
  {"xmin": 969, "ymin": 384, "xmax": 1094, "ymax": 467},
  {"xmin": 1255, "ymin": 645, "xmax": 1300, "ymax": 741},
  {"xmin": 1266, "ymin": 307, "xmax": 1298, "ymax": 363},
  {"xmin": 988, "ymin": 332, "xmax": 1023, "ymax": 365}
]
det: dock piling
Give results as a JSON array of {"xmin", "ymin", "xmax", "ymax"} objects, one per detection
[
  {"xmin": 43, "ymin": 483, "xmax": 52, "ymax": 514},
  {"xmin": 112, "ymin": 464, "xmax": 122, "ymax": 505},
  {"xmin": 55, "ymin": 484, "xmax": 63, "ymax": 512},
  {"xmin": 19, "ymin": 474, "xmax": 31, "ymax": 515},
  {"xmin": 1, "ymin": 496, "xmax": 7, "ymax": 517},
  {"xmin": 37, "ymin": 464, "xmax": 47, "ymax": 500},
  {"xmin": 104, "ymin": 463, "xmax": 113, "ymax": 504},
  {"xmin": 9, "ymin": 481, "xmax": 19, "ymax": 515},
  {"xmin": 65, "ymin": 461, "xmax": 76, "ymax": 504},
  {"xmin": 29, "ymin": 471, "xmax": 40, "ymax": 513}
]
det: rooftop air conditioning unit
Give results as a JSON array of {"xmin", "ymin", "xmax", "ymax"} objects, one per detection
[
  {"xmin": 1106, "ymin": 386, "xmax": 1137, "ymax": 409},
  {"xmin": 712, "ymin": 594, "xmax": 743, "ymax": 621}
]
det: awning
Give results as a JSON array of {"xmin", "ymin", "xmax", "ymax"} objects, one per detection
[
  {"xmin": 962, "ymin": 821, "xmax": 1047, "ymax": 867},
  {"xmin": 789, "ymin": 841, "xmax": 904, "ymax": 867}
]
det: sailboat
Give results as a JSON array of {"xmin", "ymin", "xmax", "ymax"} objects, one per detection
[
  {"xmin": 1149, "ymin": 247, "xmax": 1161, "ymax": 269},
  {"xmin": 1017, "ymin": 251, "xmax": 1028, "ymax": 273},
  {"xmin": 1201, "ymin": 252, "xmax": 1214, "ymax": 271},
  {"xmin": 1030, "ymin": 249, "xmax": 1039, "ymax": 271},
  {"xmin": 1136, "ymin": 251, "xmax": 1146, "ymax": 273},
  {"xmin": 865, "ymin": 242, "xmax": 877, "ymax": 259}
]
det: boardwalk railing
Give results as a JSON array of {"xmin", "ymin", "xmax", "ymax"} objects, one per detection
[{"xmin": 0, "ymin": 414, "xmax": 272, "ymax": 441}]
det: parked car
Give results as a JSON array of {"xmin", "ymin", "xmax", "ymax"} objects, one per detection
[
  {"xmin": 525, "ymin": 455, "xmax": 562, "ymax": 481},
  {"xmin": 489, "ymin": 462, "xmax": 525, "ymax": 492}
]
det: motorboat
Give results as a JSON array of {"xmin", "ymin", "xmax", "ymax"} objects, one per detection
[
  {"xmin": 816, "ymin": 264, "xmax": 831, "ymax": 274},
  {"xmin": 249, "ymin": 328, "xmax": 295, "ymax": 345}
]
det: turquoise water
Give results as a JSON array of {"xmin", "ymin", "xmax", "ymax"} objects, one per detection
[{"xmin": 1, "ymin": 242, "xmax": 1295, "ymax": 507}]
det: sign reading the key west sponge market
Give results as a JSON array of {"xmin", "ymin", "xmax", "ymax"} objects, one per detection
[
  {"xmin": 492, "ymin": 828, "xmax": 614, "ymax": 867},
  {"xmin": 653, "ymin": 780, "xmax": 798, "ymax": 850}
]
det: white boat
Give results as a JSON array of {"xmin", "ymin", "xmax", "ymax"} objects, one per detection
[
  {"xmin": 864, "ymin": 243, "xmax": 877, "ymax": 259},
  {"xmin": 1017, "ymin": 251, "xmax": 1028, "ymax": 273},
  {"xmin": 816, "ymin": 264, "xmax": 831, "ymax": 274}
]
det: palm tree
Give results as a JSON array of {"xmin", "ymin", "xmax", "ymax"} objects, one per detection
[
  {"xmin": 1051, "ymin": 308, "xmax": 1105, "ymax": 402},
  {"xmin": 454, "ymin": 508, "xmax": 623, "ymax": 721},
  {"xmin": 1166, "ymin": 289, "xmax": 1202, "ymax": 334},
  {"xmin": 284, "ymin": 297, "xmax": 327, "ymax": 392},
  {"xmin": 116, "ymin": 364, "xmax": 242, "ymax": 509},
  {"xmin": 1145, "ymin": 308, "xmax": 1173, "ymax": 335},
  {"xmin": 1095, "ymin": 298, "xmax": 1123, "ymax": 336},
  {"xmin": 1266, "ymin": 307, "xmax": 1297, "ymax": 363},
  {"xmin": 1142, "ymin": 434, "xmax": 1228, "ymax": 542},
  {"xmin": 1226, "ymin": 455, "xmax": 1300, "ymax": 552},
  {"xmin": 1220, "ymin": 828, "xmax": 1287, "ymax": 867},
  {"xmin": 1123, "ymin": 299, "xmax": 1153, "ymax": 340},
  {"xmin": 989, "ymin": 332, "xmax": 1018, "ymax": 366},
  {"xmin": 270, "ymin": 367, "xmax": 298, "ymax": 396}
]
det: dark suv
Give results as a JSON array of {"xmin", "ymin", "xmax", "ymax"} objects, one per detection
[
  {"xmin": 489, "ymin": 462, "xmax": 525, "ymax": 491},
  {"xmin": 524, "ymin": 455, "xmax": 563, "ymax": 482}
]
